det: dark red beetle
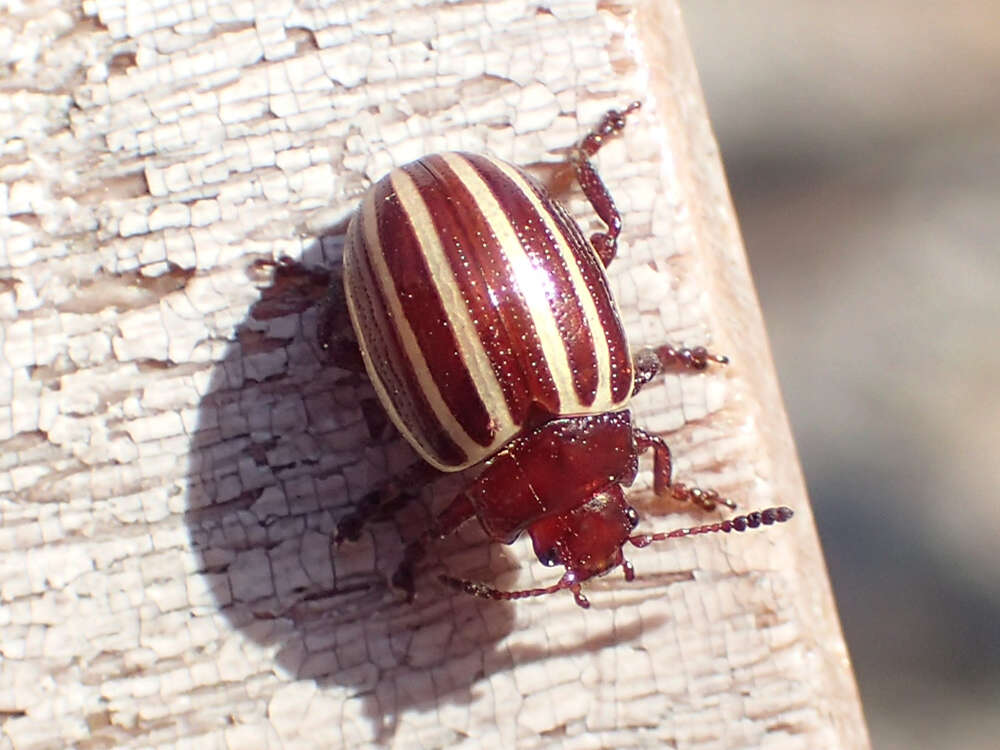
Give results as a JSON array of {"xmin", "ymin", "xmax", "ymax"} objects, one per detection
[{"xmin": 324, "ymin": 102, "xmax": 791, "ymax": 608}]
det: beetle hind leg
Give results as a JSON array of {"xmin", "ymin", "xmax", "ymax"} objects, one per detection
[
  {"xmin": 633, "ymin": 427, "xmax": 737, "ymax": 512},
  {"xmin": 574, "ymin": 101, "xmax": 641, "ymax": 267}
]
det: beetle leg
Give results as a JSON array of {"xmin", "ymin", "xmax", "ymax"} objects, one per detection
[
  {"xmin": 317, "ymin": 277, "xmax": 365, "ymax": 373},
  {"xmin": 250, "ymin": 256, "xmax": 331, "ymax": 320},
  {"xmin": 334, "ymin": 462, "xmax": 440, "ymax": 544},
  {"xmin": 574, "ymin": 156, "xmax": 621, "ymax": 267},
  {"xmin": 392, "ymin": 493, "xmax": 476, "ymax": 601},
  {"xmin": 632, "ymin": 428, "xmax": 737, "ymax": 512},
  {"xmin": 574, "ymin": 101, "xmax": 641, "ymax": 267},
  {"xmin": 632, "ymin": 345, "xmax": 730, "ymax": 394}
]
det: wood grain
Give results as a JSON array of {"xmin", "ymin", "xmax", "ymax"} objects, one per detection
[{"xmin": 0, "ymin": 1, "xmax": 869, "ymax": 747}]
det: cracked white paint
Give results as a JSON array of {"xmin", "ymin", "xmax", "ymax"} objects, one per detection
[{"xmin": 0, "ymin": 1, "xmax": 866, "ymax": 749}]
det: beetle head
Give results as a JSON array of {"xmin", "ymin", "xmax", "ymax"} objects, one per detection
[
  {"xmin": 439, "ymin": 485, "xmax": 638, "ymax": 609},
  {"xmin": 528, "ymin": 485, "xmax": 638, "ymax": 582}
]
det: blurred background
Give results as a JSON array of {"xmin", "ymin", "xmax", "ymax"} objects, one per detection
[{"xmin": 678, "ymin": 2, "xmax": 1000, "ymax": 748}]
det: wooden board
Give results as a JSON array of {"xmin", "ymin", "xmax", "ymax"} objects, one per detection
[{"xmin": 0, "ymin": 1, "xmax": 869, "ymax": 747}]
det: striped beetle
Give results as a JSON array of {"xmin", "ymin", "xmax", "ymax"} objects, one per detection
[{"xmin": 325, "ymin": 102, "xmax": 792, "ymax": 608}]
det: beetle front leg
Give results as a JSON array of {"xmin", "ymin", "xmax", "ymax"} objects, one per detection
[
  {"xmin": 574, "ymin": 101, "xmax": 640, "ymax": 266},
  {"xmin": 632, "ymin": 345, "xmax": 730, "ymax": 395},
  {"xmin": 633, "ymin": 428, "xmax": 736, "ymax": 512},
  {"xmin": 392, "ymin": 493, "xmax": 476, "ymax": 601}
]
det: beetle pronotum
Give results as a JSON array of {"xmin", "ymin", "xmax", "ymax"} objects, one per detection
[{"xmin": 323, "ymin": 102, "xmax": 791, "ymax": 608}]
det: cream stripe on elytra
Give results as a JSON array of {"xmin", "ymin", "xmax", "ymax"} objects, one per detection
[
  {"xmin": 359, "ymin": 188, "xmax": 483, "ymax": 468},
  {"xmin": 343, "ymin": 200, "xmax": 442, "ymax": 464},
  {"xmin": 440, "ymin": 152, "xmax": 577, "ymax": 410},
  {"xmin": 486, "ymin": 156, "xmax": 620, "ymax": 410},
  {"xmin": 390, "ymin": 167, "xmax": 514, "ymax": 451}
]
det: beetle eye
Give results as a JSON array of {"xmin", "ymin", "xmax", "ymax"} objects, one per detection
[
  {"xmin": 538, "ymin": 548, "xmax": 558, "ymax": 567},
  {"xmin": 626, "ymin": 507, "xmax": 640, "ymax": 529}
]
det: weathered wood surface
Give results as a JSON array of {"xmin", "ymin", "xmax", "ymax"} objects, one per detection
[{"xmin": 0, "ymin": 1, "xmax": 869, "ymax": 748}]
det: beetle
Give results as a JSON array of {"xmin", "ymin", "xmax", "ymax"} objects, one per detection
[{"xmin": 324, "ymin": 102, "xmax": 792, "ymax": 608}]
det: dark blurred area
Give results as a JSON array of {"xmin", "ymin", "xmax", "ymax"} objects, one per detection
[{"xmin": 679, "ymin": 3, "xmax": 1000, "ymax": 749}]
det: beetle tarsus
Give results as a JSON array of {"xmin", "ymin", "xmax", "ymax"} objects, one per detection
[
  {"xmin": 622, "ymin": 559, "xmax": 636, "ymax": 582},
  {"xmin": 579, "ymin": 100, "xmax": 642, "ymax": 157},
  {"xmin": 656, "ymin": 344, "xmax": 729, "ymax": 371},
  {"xmin": 633, "ymin": 345, "xmax": 730, "ymax": 396},
  {"xmin": 633, "ymin": 428, "xmax": 738, "ymax": 511},
  {"xmin": 667, "ymin": 482, "xmax": 738, "ymax": 512},
  {"xmin": 571, "ymin": 586, "xmax": 590, "ymax": 609}
]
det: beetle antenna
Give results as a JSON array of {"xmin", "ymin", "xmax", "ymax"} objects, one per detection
[
  {"xmin": 628, "ymin": 506, "xmax": 793, "ymax": 548},
  {"xmin": 439, "ymin": 572, "xmax": 592, "ymax": 608}
]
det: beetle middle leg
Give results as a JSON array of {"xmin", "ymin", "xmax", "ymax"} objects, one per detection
[
  {"xmin": 633, "ymin": 427, "xmax": 736, "ymax": 512},
  {"xmin": 631, "ymin": 345, "xmax": 730, "ymax": 395},
  {"xmin": 334, "ymin": 462, "xmax": 441, "ymax": 544},
  {"xmin": 574, "ymin": 101, "xmax": 641, "ymax": 266}
]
